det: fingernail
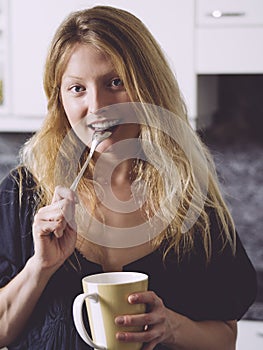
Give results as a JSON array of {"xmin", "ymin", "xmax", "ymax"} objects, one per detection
[
  {"xmin": 117, "ymin": 332, "xmax": 126, "ymax": 341},
  {"xmin": 115, "ymin": 316, "xmax": 124, "ymax": 325},
  {"xmin": 128, "ymin": 294, "xmax": 138, "ymax": 303}
]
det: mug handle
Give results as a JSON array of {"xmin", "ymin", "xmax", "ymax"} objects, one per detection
[{"xmin": 73, "ymin": 292, "xmax": 106, "ymax": 350}]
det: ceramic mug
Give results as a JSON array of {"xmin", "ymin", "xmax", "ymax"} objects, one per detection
[{"xmin": 73, "ymin": 271, "xmax": 148, "ymax": 350}]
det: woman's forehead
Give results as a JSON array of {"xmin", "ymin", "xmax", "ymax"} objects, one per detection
[{"xmin": 64, "ymin": 44, "xmax": 115, "ymax": 73}]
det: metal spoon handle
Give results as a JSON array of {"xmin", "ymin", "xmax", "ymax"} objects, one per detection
[
  {"xmin": 70, "ymin": 142, "xmax": 97, "ymax": 191},
  {"xmin": 70, "ymin": 130, "xmax": 111, "ymax": 192}
]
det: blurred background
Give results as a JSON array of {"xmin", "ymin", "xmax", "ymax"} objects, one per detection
[{"xmin": 0, "ymin": 0, "xmax": 262, "ymax": 347}]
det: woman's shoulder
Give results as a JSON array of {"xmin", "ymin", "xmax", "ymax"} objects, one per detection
[
  {"xmin": 0, "ymin": 167, "xmax": 37, "ymax": 286},
  {"xmin": 0, "ymin": 166, "xmax": 38, "ymax": 216},
  {"xmin": 0, "ymin": 166, "xmax": 35, "ymax": 191}
]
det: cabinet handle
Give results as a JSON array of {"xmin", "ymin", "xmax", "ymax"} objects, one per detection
[{"xmin": 208, "ymin": 10, "xmax": 246, "ymax": 18}]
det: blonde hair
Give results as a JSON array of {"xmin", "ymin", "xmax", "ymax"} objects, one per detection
[{"xmin": 20, "ymin": 5, "xmax": 236, "ymax": 261}]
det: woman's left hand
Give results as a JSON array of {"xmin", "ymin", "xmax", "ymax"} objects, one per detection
[{"xmin": 115, "ymin": 291, "xmax": 175, "ymax": 350}]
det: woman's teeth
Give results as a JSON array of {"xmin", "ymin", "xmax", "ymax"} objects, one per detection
[{"xmin": 89, "ymin": 119, "xmax": 120, "ymax": 131}]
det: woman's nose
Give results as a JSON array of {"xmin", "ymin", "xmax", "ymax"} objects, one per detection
[{"xmin": 87, "ymin": 87, "xmax": 106, "ymax": 113}]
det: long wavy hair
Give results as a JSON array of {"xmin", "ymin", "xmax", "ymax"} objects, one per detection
[{"xmin": 20, "ymin": 5, "xmax": 236, "ymax": 261}]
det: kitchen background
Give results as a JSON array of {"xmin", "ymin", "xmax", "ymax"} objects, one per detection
[{"xmin": 0, "ymin": 0, "xmax": 262, "ymax": 348}]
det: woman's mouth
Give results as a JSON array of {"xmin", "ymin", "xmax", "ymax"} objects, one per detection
[{"xmin": 88, "ymin": 119, "xmax": 121, "ymax": 133}]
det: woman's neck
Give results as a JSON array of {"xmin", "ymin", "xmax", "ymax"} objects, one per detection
[{"xmin": 93, "ymin": 156, "xmax": 135, "ymax": 187}]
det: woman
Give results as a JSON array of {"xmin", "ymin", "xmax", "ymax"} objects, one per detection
[{"xmin": 0, "ymin": 6, "xmax": 257, "ymax": 350}]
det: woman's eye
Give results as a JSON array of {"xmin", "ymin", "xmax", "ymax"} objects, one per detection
[
  {"xmin": 110, "ymin": 78, "xmax": 124, "ymax": 88},
  {"xmin": 70, "ymin": 85, "xmax": 85, "ymax": 93}
]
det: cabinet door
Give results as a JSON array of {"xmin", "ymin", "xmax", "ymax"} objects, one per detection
[
  {"xmin": 10, "ymin": 0, "xmax": 79, "ymax": 117},
  {"xmin": 10, "ymin": 0, "xmax": 195, "ymax": 122},
  {"xmin": 196, "ymin": 0, "xmax": 263, "ymax": 73},
  {"xmin": 196, "ymin": 0, "xmax": 263, "ymax": 26}
]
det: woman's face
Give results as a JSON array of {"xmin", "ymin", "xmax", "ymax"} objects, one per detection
[{"xmin": 60, "ymin": 43, "xmax": 140, "ymax": 153}]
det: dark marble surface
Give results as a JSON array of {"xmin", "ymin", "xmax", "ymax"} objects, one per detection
[
  {"xmin": 208, "ymin": 141, "xmax": 263, "ymax": 320},
  {"xmin": 0, "ymin": 132, "xmax": 262, "ymax": 320},
  {"xmin": 0, "ymin": 132, "xmax": 32, "ymax": 181},
  {"xmin": 199, "ymin": 74, "xmax": 263, "ymax": 320}
]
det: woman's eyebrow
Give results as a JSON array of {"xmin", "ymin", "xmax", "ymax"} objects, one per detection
[
  {"xmin": 62, "ymin": 75, "xmax": 83, "ymax": 81},
  {"xmin": 62, "ymin": 70, "xmax": 119, "ymax": 82},
  {"xmin": 100, "ymin": 70, "xmax": 119, "ymax": 79}
]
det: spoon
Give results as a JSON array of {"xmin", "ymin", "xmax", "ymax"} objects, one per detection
[{"xmin": 70, "ymin": 131, "xmax": 112, "ymax": 191}]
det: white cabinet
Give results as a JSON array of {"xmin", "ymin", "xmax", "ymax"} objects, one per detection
[
  {"xmin": 0, "ymin": 0, "xmax": 196, "ymax": 131},
  {"xmin": 0, "ymin": 0, "xmax": 10, "ymax": 114},
  {"xmin": 195, "ymin": 0, "xmax": 263, "ymax": 128},
  {"xmin": 196, "ymin": 0, "xmax": 263, "ymax": 26},
  {"xmin": 4, "ymin": 0, "xmax": 262, "ymax": 131},
  {"xmin": 196, "ymin": 0, "xmax": 263, "ymax": 73}
]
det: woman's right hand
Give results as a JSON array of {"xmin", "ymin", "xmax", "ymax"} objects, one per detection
[{"xmin": 32, "ymin": 186, "xmax": 78, "ymax": 272}]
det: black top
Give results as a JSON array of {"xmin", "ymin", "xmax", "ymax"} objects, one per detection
[{"xmin": 0, "ymin": 169, "xmax": 257, "ymax": 350}]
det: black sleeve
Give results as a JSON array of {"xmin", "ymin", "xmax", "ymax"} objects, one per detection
[{"xmin": 0, "ymin": 168, "xmax": 36, "ymax": 288}]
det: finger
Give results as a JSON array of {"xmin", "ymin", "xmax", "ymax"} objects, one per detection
[
  {"xmin": 116, "ymin": 326, "xmax": 161, "ymax": 345},
  {"xmin": 116, "ymin": 314, "xmax": 166, "ymax": 348},
  {"xmin": 33, "ymin": 217, "xmax": 66, "ymax": 237},
  {"xmin": 51, "ymin": 185, "xmax": 78, "ymax": 204},
  {"xmin": 34, "ymin": 200, "xmax": 76, "ymax": 241},
  {"xmin": 37, "ymin": 198, "xmax": 74, "ymax": 223},
  {"xmin": 52, "ymin": 191, "xmax": 77, "ymax": 225},
  {"xmin": 62, "ymin": 198, "xmax": 77, "ymax": 223},
  {"xmin": 53, "ymin": 219, "xmax": 67, "ymax": 238},
  {"xmin": 128, "ymin": 291, "xmax": 163, "ymax": 310},
  {"xmin": 67, "ymin": 217, "xmax": 77, "ymax": 232},
  {"xmin": 35, "ymin": 204, "xmax": 63, "ymax": 225},
  {"xmin": 115, "ymin": 312, "xmax": 156, "ymax": 328}
]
